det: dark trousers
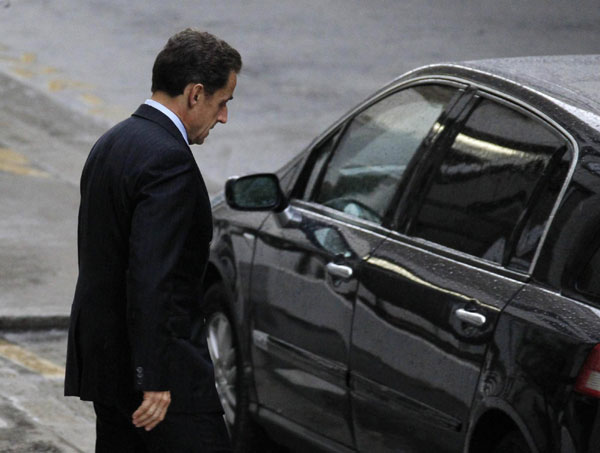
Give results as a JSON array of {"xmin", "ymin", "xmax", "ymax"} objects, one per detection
[{"xmin": 94, "ymin": 401, "xmax": 232, "ymax": 453}]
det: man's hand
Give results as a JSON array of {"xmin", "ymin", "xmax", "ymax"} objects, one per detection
[{"xmin": 132, "ymin": 390, "xmax": 171, "ymax": 431}]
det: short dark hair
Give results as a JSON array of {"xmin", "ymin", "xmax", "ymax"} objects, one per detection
[{"xmin": 151, "ymin": 29, "xmax": 242, "ymax": 97}]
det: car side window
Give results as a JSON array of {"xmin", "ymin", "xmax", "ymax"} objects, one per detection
[
  {"xmin": 307, "ymin": 85, "xmax": 458, "ymax": 224},
  {"xmin": 408, "ymin": 96, "xmax": 570, "ymax": 267}
]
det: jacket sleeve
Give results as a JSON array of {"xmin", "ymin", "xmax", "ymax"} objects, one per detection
[{"xmin": 126, "ymin": 146, "xmax": 201, "ymax": 391}]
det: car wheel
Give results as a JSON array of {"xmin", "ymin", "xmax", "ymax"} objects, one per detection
[
  {"xmin": 492, "ymin": 430, "xmax": 531, "ymax": 453},
  {"xmin": 203, "ymin": 282, "xmax": 278, "ymax": 453},
  {"xmin": 207, "ymin": 310, "xmax": 238, "ymax": 427}
]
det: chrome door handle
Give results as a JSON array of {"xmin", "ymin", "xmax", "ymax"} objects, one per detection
[
  {"xmin": 454, "ymin": 308, "xmax": 486, "ymax": 327},
  {"xmin": 326, "ymin": 262, "xmax": 353, "ymax": 279}
]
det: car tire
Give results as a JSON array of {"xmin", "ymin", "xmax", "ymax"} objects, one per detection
[
  {"xmin": 492, "ymin": 430, "xmax": 531, "ymax": 453},
  {"xmin": 203, "ymin": 282, "xmax": 279, "ymax": 453}
]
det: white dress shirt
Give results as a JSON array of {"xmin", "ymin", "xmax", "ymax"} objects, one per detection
[{"xmin": 144, "ymin": 99, "xmax": 189, "ymax": 145}]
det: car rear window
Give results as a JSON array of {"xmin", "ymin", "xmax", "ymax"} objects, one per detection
[{"xmin": 408, "ymin": 95, "xmax": 571, "ymax": 270}]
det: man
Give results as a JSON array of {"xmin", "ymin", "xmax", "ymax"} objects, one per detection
[{"xmin": 64, "ymin": 29, "xmax": 241, "ymax": 452}]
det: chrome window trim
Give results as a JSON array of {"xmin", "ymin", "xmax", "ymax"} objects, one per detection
[
  {"xmin": 383, "ymin": 230, "xmax": 530, "ymax": 283},
  {"xmin": 299, "ymin": 77, "xmax": 469, "ymax": 159},
  {"xmin": 292, "ymin": 198, "xmax": 527, "ymax": 283},
  {"xmin": 290, "ymin": 199, "xmax": 391, "ymax": 241},
  {"xmin": 294, "ymin": 78, "xmax": 468, "ymax": 200}
]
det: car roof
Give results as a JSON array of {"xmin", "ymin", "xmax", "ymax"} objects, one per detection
[{"xmin": 402, "ymin": 55, "xmax": 600, "ymax": 124}]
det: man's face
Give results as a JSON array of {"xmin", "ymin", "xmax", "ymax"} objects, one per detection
[{"xmin": 187, "ymin": 71, "xmax": 237, "ymax": 145}]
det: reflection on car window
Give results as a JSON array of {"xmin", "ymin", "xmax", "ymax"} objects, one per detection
[
  {"xmin": 312, "ymin": 85, "xmax": 457, "ymax": 224},
  {"xmin": 410, "ymin": 97, "xmax": 570, "ymax": 267},
  {"xmin": 312, "ymin": 226, "xmax": 353, "ymax": 258},
  {"xmin": 508, "ymin": 151, "xmax": 570, "ymax": 271}
]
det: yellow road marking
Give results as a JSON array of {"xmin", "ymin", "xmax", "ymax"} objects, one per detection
[
  {"xmin": 0, "ymin": 147, "xmax": 49, "ymax": 177},
  {"xmin": 0, "ymin": 55, "xmax": 19, "ymax": 63},
  {"xmin": 88, "ymin": 105, "xmax": 130, "ymax": 122},
  {"xmin": 20, "ymin": 52, "xmax": 37, "ymax": 64},
  {"xmin": 41, "ymin": 65, "xmax": 58, "ymax": 75},
  {"xmin": 48, "ymin": 78, "xmax": 95, "ymax": 92},
  {"xmin": 0, "ymin": 339, "xmax": 65, "ymax": 379},
  {"xmin": 80, "ymin": 93, "xmax": 103, "ymax": 106},
  {"xmin": 0, "ymin": 44, "xmax": 118, "ymax": 123},
  {"xmin": 48, "ymin": 79, "xmax": 68, "ymax": 92},
  {"xmin": 10, "ymin": 67, "xmax": 34, "ymax": 78},
  {"xmin": 0, "ymin": 148, "xmax": 26, "ymax": 165}
]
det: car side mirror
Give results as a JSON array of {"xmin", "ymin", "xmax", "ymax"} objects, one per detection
[{"xmin": 225, "ymin": 173, "xmax": 286, "ymax": 211}]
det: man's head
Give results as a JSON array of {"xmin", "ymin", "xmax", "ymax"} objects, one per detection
[{"xmin": 151, "ymin": 29, "xmax": 242, "ymax": 145}]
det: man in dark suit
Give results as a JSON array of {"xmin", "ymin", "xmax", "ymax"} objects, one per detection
[{"xmin": 64, "ymin": 29, "xmax": 241, "ymax": 452}]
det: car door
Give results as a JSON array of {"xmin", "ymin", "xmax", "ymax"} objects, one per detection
[
  {"xmin": 349, "ymin": 92, "xmax": 573, "ymax": 452},
  {"xmin": 248, "ymin": 82, "xmax": 464, "ymax": 448}
]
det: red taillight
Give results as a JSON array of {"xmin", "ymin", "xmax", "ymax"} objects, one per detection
[{"xmin": 575, "ymin": 344, "xmax": 600, "ymax": 398}]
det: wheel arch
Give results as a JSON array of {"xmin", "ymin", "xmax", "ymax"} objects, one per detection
[
  {"xmin": 467, "ymin": 400, "xmax": 540, "ymax": 453},
  {"xmin": 203, "ymin": 253, "xmax": 259, "ymax": 404}
]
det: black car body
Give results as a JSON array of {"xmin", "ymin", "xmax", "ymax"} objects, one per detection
[{"xmin": 202, "ymin": 56, "xmax": 600, "ymax": 453}]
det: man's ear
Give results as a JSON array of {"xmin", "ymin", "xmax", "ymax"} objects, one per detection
[{"xmin": 186, "ymin": 83, "xmax": 205, "ymax": 106}]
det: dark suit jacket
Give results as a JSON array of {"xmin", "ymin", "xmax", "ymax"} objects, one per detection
[{"xmin": 64, "ymin": 104, "xmax": 221, "ymax": 413}]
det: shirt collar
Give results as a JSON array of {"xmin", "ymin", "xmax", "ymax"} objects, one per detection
[{"xmin": 144, "ymin": 99, "xmax": 189, "ymax": 145}]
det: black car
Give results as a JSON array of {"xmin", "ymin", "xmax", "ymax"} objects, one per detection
[{"xmin": 201, "ymin": 55, "xmax": 600, "ymax": 453}]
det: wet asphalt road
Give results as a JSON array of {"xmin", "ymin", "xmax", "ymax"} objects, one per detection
[
  {"xmin": 1, "ymin": 1, "xmax": 600, "ymax": 451},
  {"xmin": 0, "ymin": 329, "xmax": 94, "ymax": 452}
]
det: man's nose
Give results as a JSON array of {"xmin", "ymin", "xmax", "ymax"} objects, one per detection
[{"xmin": 217, "ymin": 106, "xmax": 228, "ymax": 124}]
